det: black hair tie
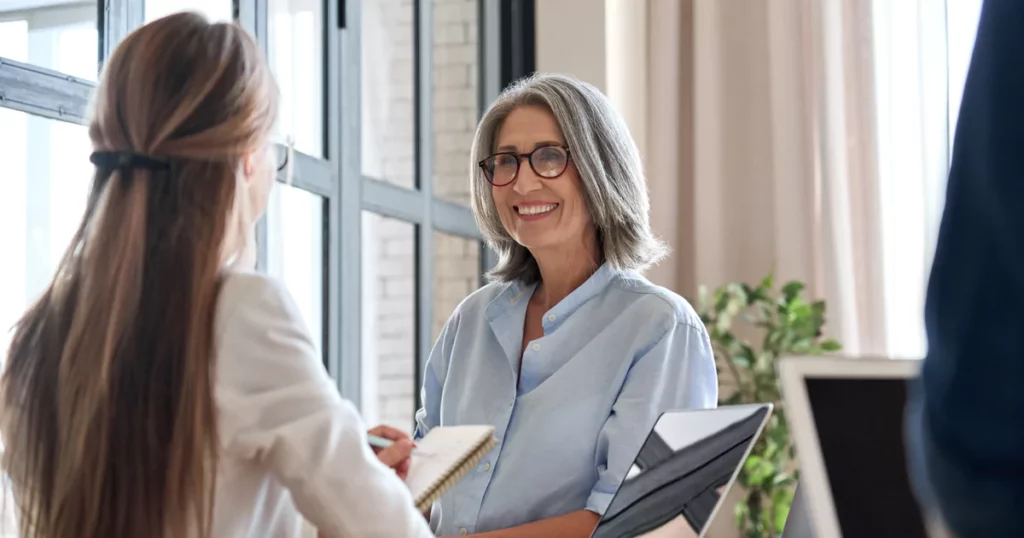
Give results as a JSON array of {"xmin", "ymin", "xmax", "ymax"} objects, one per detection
[{"xmin": 90, "ymin": 151, "xmax": 171, "ymax": 178}]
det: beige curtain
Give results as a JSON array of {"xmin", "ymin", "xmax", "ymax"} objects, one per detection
[{"xmin": 645, "ymin": 0, "xmax": 888, "ymax": 355}]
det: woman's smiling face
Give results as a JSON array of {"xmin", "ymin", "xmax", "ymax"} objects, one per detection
[{"xmin": 490, "ymin": 105, "xmax": 592, "ymax": 254}]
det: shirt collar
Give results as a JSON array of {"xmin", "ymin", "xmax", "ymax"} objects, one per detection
[{"xmin": 485, "ymin": 261, "xmax": 618, "ymax": 331}]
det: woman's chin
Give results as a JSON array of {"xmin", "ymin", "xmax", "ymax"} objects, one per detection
[{"xmin": 517, "ymin": 237, "xmax": 573, "ymax": 256}]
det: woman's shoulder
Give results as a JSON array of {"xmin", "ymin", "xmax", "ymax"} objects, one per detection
[
  {"xmin": 215, "ymin": 271, "xmax": 303, "ymax": 337},
  {"xmin": 607, "ymin": 271, "xmax": 705, "ymax": 332},
  {"xmin": 443, "ymin": 280, "xmax": 514, "ymax": 322},
  {"xmin": 217, "ymin": 271, "xmax": 291, "ymax": 314}
]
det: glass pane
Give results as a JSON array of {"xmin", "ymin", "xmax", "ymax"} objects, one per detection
[
  {"xmin": 361, "ymin": 0, "xmax": 415, "ymax": 188},
  {"xmin": 0, "ymin": 2, "xmax": 98, "ymax": 81},
  {"xmin": 0, "ymin": 108, "xmax": 91, "ymax": 366},
  {"xmin": 266, "ymin": 184, "xmax": 324, "ymax": 352},
  {"xmin": 432, "ymin": 232, "xmax": 480, "ymax": 341},
  {"xmin": 432, "ymin": 0, "xmax": 479, "ymax": 205},
  {"xmin": 269, "ymin": 0, "xmax": 324, "ymax": 157},
  {"xmin": 145, "ymin": 0, "xmax": 233, "ymax": 23},
  {"xmin": 361, "ymin": 213, "xmax": 416, "ymax": 434}
]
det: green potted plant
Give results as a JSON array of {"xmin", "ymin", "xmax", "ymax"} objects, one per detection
[{"xmin": 695, "ymin": 274, "xmax": 840, "ymax": 538}]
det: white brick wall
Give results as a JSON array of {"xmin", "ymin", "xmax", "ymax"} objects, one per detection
[
  {"xmin": 432, "ymin": 0, "xmax": 478, "ymax": 207},
  {"xmin": 370, "ymin": 215, "xmax": 417, "ymax": 434},
  {"xmin": 365, "ymin": 0, "xmax": 481, "ymax": 434},
  {"xmin": 432, "ymin": 232, "xmax": 480, "ymax": 342}
]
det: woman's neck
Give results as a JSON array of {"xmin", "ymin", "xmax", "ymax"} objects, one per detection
[{"xmin": 531, "ymin": 233, "xmax": 601, "ymax": 308}]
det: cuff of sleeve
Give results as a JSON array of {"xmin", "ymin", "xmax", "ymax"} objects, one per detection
[{"xmin": 585, "ymin": 490, "xmax": 615, "ymax": 516}]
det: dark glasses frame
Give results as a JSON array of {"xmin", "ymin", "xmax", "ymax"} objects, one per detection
[
  {"xmin": 478, "ymin": 145, "xmax": 572, "ymax": 187},
  {"xmin": 275, "ymin": 137, "xmax": 293, "ymax": 173}
]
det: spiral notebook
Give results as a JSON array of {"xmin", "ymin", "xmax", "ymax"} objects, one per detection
[{"xmin": 406, "ymin": 425, "xmax": 498, "ymax": 513}]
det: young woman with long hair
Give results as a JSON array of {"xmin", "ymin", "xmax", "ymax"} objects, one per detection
[{"xmin": 0, "ymin": 13, "xmax": 431, "ymax": 538}]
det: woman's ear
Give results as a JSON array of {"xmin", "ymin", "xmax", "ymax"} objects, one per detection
[{"xmin": 241, "ymin": 151, "xmax": 257, "ymax": 183}]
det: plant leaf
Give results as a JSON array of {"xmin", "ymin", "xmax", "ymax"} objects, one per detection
[
  {"xmin": 781, "ymin": 281, "xmax": 804, "ymax": 301},
  {"xmin": 699, "ymin": 275, "xmax": 839, "ymax": 538}
]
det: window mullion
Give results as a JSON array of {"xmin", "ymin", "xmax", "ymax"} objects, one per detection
[
  {"xmin": 333, "ymin": 0, "xmax": 362, "ymax": 402},
  {"xmin": 413, "ymin": 0, "xmax": 434, "ymax": 411},
  {"xmin": 101, "ymin": 0, "xmax": 145, "ymax": 64},
  {"xmin": 0, "ymin": 58, "xmax": 93, "ymax": 123}
]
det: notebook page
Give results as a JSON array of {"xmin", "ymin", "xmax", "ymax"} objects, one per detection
[{"xmin": 405, "ymin": 425, "xmax": 494, "ymax": 500}]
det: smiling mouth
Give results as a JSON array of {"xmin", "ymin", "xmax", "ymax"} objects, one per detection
[{"xmin": 515, "ymin": 203, "xmax": 559, "ymax": 216}]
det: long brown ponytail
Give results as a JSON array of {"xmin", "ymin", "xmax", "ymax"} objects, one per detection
[{"xmin": 1, "ymin": 12, "xmax": 277, "ymax": 538}]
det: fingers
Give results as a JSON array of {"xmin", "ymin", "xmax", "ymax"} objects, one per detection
[
  {"xmin": 395, "ymin": 457, "xmax": 412, "ymax": 481},
  {"xmin": 375, "ymin": 438, "xmax": 415, "ymax": 470},
  {"xmin": 368, "ymin": 424, "xmax": 412, "ymax": 443},
  {"xmin": 368, "ymin": 425, "xmax": 415, "ymax": 479}
]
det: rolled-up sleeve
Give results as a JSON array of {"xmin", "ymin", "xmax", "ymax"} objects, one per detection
[
  {"xmin": 414, "ymin": 312, "xmax": 459, "ymax": 441},
  {"xmin": 585, "ymin": 321, "xmax": 718, "ymax": 514}
]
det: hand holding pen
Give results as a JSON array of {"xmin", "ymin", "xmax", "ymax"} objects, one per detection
[{"xmin": 366, "ymin": 424, "xmax": 416, "ymax": 480}]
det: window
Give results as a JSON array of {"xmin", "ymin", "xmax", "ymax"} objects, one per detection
[
  {"xmin": 268, "ymin": 0, "xmax": 324, "ymax": 156},
  {"xmin": 361, "ymin": 0, "xmax": 416, "ymax": 188},
  {"xmin": 0, "ymin": 109, "xmax": 90, "ymax": 366},
  {"xmin": 262, "ymin": 0, "xmax": 332, "ymax": 356},
  {"xmin": 361, "ymin": 213, "xmax": 417, "ymax": 434},
  {"xmin": 357, "ymin": 0, "xmax": 491, "ymax": 429},
  {"xmin": 433, "ymin": 231, "xmax": 481, "ymax": 340},
  {"xmin": 266, "ymin": 184, "xmax": 325, "ymax": 348},
  {"xmin": 0, "ymin": 1, "xmax": 97, "ymax": 367},
  {"xmin": 0, "ymin": 2, "xmax": 97, "ymax": 80},
  {"xmin": 1, "ymin": 0, "xmax": 505, "ymax": 456},
  {"xmin": 145, "ymin": 0, "xmax": 232, "ymax": 23},
  {"xmin": 945, "ymin": 0, "xmax": 983, "ymax": 148},
  {"xmin": 870, "ymin": 0, "xmax": 983, "ymax": 358},
  {"xmin": 432, "ymin": 0, "xmax": 479, "ymax": 206}
]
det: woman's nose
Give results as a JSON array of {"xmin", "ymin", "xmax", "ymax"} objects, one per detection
[{"xmin": 512, "ymin": 163, "xmax": 543, "ymax": 195}]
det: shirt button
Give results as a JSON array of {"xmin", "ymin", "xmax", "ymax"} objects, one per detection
[
  {"xmin": 460, "ymin": 528, "xmax": 468, "ymax": 535},
  {"xmin": 482, "ymin": 462, "xmax": 491, "ymax": 471},
  {"xmin": 547, "ymin": 314, "xmax": 556, "ymax": 322},
  {"xmin": 531, "ymin": 342, "xmax": 540, "ymax": 351}
]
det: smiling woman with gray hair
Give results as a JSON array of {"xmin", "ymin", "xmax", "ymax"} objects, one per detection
[{"xmin": 414, "ymin": 73, "xmax": 718, "ymax": 538}]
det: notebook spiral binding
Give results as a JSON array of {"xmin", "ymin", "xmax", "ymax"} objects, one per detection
[{"xmin": 414, "ymin": 437, "xmax": 499, "ymax": 513}]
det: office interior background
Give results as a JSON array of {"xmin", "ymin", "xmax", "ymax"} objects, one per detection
[{"xmin": 0, "ymin": 0, "xmax": 984, "ymax": 534}]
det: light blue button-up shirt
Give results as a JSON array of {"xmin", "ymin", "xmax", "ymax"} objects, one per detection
[{"xmin": 414, "ymin": 263, "xmax": 718, "ymax": 536}]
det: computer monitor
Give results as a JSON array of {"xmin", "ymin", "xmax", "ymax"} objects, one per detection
[
  {"xmin": 591, "ymin": 404, "xmax": 773, "ymax": 538},
  {"xmin": 780, "ymin": 483, "xmax": 813, "ymax": 538},
  {"xmin": 779, "ymin": 356, "xmax": 929, "ymax": 538}
]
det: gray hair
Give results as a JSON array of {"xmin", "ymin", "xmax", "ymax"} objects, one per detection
[{"xmin": 470, "ymin": 73, "xmax": 667, "ymax": 284}]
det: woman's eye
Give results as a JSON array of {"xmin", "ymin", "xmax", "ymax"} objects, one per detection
[{"xmin": 535, "ymin": 148, "xmax": 563, "ymax": 163}]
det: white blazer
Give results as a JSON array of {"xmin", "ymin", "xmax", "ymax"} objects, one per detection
[
  {"xmin": 209, "ymin": 272, "xmax": 433, "ymax": 537},
  {"xmin": 0, "ymin": 272, "xmax": 433, "ymax": 538}
]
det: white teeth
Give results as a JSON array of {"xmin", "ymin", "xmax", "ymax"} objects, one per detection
[{"xmin": 517, "ymin": 204, "xmax": 557, "ymax": 216}]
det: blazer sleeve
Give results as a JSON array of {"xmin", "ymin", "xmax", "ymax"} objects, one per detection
[
  {"xmin": 586, "ymin": 320, "xmax": 718, "ymax": 515},
  {"xmin": 906, "ymin": 0, "xmax": 1024, "ymax": 535},
  {"xmin": 215, "ymin": 274, "xmax": 433, "ymax": 538}
]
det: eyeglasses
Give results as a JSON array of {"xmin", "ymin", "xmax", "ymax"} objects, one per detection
[
  {"xmin": 274, "ymin": 136, "xmax": 294, "ymax": 184},
  {"xmin": 478, "ymin": 145, "xmax": 571, "ymax": 187}
]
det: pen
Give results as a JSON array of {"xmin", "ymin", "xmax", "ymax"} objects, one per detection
[
  {"xmin": 368, "ymin": 434, "xmax": 429, "ymax": 457},
  {"xmin": 367, "ymin": 434, "xmax": 399, "ymax": 449}
]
